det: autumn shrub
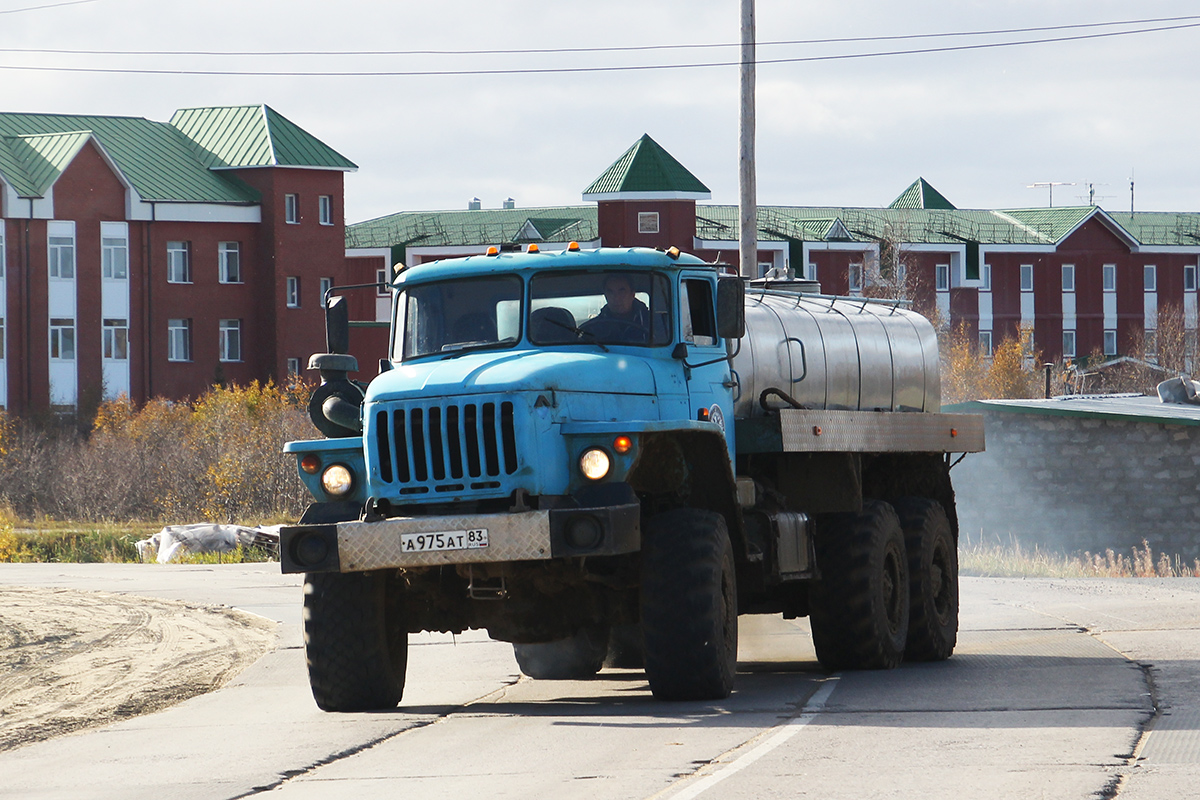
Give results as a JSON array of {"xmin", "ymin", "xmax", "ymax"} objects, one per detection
[{"xmin": 0, "ymin": 380, "xmax": 318, "ymax": 523}]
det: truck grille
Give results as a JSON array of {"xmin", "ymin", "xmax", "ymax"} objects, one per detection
[{"xmin": 374, "ymin": 400, "xmax": 519, "ymax": 494}]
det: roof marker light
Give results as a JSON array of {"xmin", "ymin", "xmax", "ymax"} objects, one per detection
[
  {"xmin": 486, "ymin": 246, "xmax": 499, "ymax": 256},
  {"xmin": 568, "ymin": 241, "xmax": 580, "ymax": 251},
  {"xmin": 527, "ymin": 244, "xmax": 540, "ymax": 253},
  {"xmin": 666, "ymin": 246, "xmax": 681, "ymax": 259}
]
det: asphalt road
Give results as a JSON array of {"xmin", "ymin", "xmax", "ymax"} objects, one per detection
[{"xmin": 1, "ymin": 563, "xmax": 1198, "ymax": 800}]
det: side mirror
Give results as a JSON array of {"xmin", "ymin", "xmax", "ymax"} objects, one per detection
[
  {"xmin": 716, "ymin": 278, "xmax": 746, "ymax": 340},
  {"xmin": 325, "ymin": 295, "xmax": 350, "ymax": 354}
]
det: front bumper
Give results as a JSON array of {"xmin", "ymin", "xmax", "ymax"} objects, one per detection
[{"xmin": 280, "ymin": 501, "xmax": 640, "ymax": 574}]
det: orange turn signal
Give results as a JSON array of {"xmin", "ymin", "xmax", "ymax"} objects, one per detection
[
  {"xmin": 613, "ymin": 435, "xmax": 633, "ymax": 454},
  {"xmin": 300, "ymin": 454, "xmax": 320, "ymax": 474}
]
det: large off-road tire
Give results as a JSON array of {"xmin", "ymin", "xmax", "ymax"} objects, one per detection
[
  {"xmin": 605, "ymin": 623, "xmax": 645, "ymax": 669},
  {"xmin": 809, "ymin": 500, "xmax": 909, "ymax": 671},
  {"xmin": 641, "ymin": 508, "xmax": 738, "ymax": 701},
  {"xmin": 513, "ymin": 625, "xmax": 609, "ymax": 679},
  {"xmin": 303, "ymin": 571, "xmax": 407, "ymax": 712},
  {"xmin": 893, "ymin": 497, "xmax": 958, "ymax": 662}
]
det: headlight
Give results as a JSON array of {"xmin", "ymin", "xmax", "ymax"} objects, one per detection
[
  {"xmin": 320, "ymin": 464, "xmax": 354, "ymax": 497},
  {"xmin": 579, "ymin": 448, "xmax": 611, "ymax": 481}
]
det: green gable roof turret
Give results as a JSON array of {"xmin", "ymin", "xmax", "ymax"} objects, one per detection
[
  {"xmin": 889, "ymin": 178, "xmax": 956, "ymax": 210},
  {"xmin": 582, "ymin": 134, "xmax": 710, "ymax": 201},
  {"xmin": 169, "ymin": 105, "xmax": 357, "ymax": 171}
]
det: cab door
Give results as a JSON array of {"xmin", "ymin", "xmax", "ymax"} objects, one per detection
[{"xmin": 679, "ymin": 272, "xmax": 735, "ymax": 459}]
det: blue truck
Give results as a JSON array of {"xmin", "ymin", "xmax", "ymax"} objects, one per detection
[{"xmin": 280, "ymin": 244, "xmax": 984, "ymax": 711}]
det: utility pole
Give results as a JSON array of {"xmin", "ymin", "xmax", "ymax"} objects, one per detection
[{"xmin": 739, "ymin": 0, "xmax": 757, "ymax": 278}]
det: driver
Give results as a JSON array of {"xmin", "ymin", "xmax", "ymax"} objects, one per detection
[{"xmin": 580, "ymin": 273, "xmax": 650, "ymax": 343}]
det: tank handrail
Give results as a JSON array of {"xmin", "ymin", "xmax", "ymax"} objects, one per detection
[{"xmin": 747, "ymin": 287, "xmax": 912, "ymax": 311}]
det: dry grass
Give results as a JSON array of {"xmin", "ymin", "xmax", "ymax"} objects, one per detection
[{"xmin": 960, "ymin": 533, "xmax": 1200, "ymax": 578}]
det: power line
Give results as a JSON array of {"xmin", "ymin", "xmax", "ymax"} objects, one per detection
[
  {"xmin": 0, "ymin": 13, "xmax": 1195, "ymax": 57},
  {"xmin": 0, "ymin": 0, "xmax": 95, "ymax": 15},
  {"xmin": 0, "ymin": 19, "xmax": 1195, "ymax": 76}
]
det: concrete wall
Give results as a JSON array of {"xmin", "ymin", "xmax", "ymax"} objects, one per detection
[{"xmin": 953, "ymin": 409, "xmax": 1200, "ymax": 558}]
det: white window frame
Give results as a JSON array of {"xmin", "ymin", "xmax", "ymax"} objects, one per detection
[
  {"xmin": 319, "ymin": 195, "xmax": 332, "ymax": 226},
  {"xmin": 0, "ymin": 227, "xmax": 5, "ymax": 279},
  {"xmin": 218, "ymin": 242, "xmax": 242, "ymax": 284},
  {"xmin": 102, "ymin": 318, "xmax": 128, "ymax": 360},
  {"xmin": 1103, "ymin": 264, "xmax": 1116, "ymax": 292},
  {"xmin": 637, "ymin": 212, "xmax": 660, "ymax": 235},
  {"xmin": 219, "ymin": 319, "xmax": 242, "ymax": 362},
  {"xmin": 0, "ymin": 317, "xmax": 5, "ymax": 361},
  {"xmin": 167, "ymin": 318, "xmax": 191, "ymax": 362},
  {"xmin": 320, "ymin": 277, "xmax": 333, "ymax": 306},
  {"xmin": 287, "ymin": 357, "xmax": 300, "ymax": 376},
  {"xmin": 49, "ymin": 318, "xmax": 75, "ymax": 360},
  {"xmin": 1020, "ymin": 264, "xmax": 1034, "ymax": 292},
  {"xmin": 286, "ymin": 276, "xmax": 301, "ymax": 308},
  {"xmin": 285, "ymin": 193, "xmax": 299, "ymax": 224},
  {"xmin": 48, "ymin": 233, "xmax": 75, "ymax": 279},
  {"xmin": 935, "ymin": 264, "xmax": 950, "ymax": 292},
  {"xmin": 848, "ymin": 263, "xmax": 863, "ymax": 294},
  {"xmin": 167, "ymin": 241, "xmax": 191, "ymax": 284},
  {"xmin": 1062, "ymin": 329, "xmax": 1076, "ymax": 359},
  {"xmin": 1186, "ymin": 265, "xmax": 1197, "ymax": 292},
  {"xmin": 981, "ymin": 263, "xmax": 991, "ymax": 292},
  {"xmin": 979, "ymin": 330, "xmax": 993, "ymax": 356},
  {"xmin": 1145, "ymin": 265, "xmax": 1157, "ymax": 292},
  {"xmin": 101, "ymin": 226, "xmax": 128, "ymax": 280},
  {"xmin": 376, "ymin": 269, "xmax": 389, "ymax": 296},
  {"xmin": 1103, "ymin": 329, "xmax": 1117, "ymax": 356},
  {"xmin": 1061, "ymin": 264, "xmax": 1075, "ymax": 293}
]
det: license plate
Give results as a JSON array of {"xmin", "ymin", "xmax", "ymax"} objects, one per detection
[{"xmin": 400, "ymin": 529, "xmax": 489, "ymax": 553}]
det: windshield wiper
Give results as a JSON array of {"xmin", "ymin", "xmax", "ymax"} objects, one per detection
[
  {"xmin": 439, "ymin": 338, "xmax": 517, "ymax": 359},
  {"xmin": 541, "ymin": 317, "xmax": 609, "ymax": 352}
]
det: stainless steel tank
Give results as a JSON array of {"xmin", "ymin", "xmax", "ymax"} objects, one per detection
[{"xmin": 731, "ymin": 290, "xmax": 940, "ymax": 419}]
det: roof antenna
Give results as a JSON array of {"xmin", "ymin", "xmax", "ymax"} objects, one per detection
[{"xmin": 1130, "ymin": 169, "xmax": 1135, "ymax": 214}]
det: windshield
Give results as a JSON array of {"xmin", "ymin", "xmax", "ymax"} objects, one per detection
[
  {"xmin": 529, "ymin": 270, "xmax": 671, "ymax": 346},
  {"xmin": 397, "ymin": 275, "xmax": 522, "ymax": 360}
]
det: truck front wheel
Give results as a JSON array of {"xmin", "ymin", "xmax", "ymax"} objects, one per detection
[
  {"xmin": 303, "ymin": 571, "xmax": 407, "ymax": 712},
  {"xmin": 641, "ymin": 508, "xmax": 738, "ymax": 701},
  {"xmin": 513, "ymin": 626, "xmax": 609, "ymax": 679},
  {"xmin": 809, "ymin": 500, "xmax": 909, "ymax": 671},
  {"xmin": 893, "ymin": 497, "xmax": 958, "ymax": 662}
]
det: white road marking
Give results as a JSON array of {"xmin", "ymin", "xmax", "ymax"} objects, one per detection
[{"xmin": 664, "ymin": 677, "xmax": 840, "ymax": 800}]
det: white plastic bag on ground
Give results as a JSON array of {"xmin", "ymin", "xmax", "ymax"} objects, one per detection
[{"xmin": 135, "ymin": 524, "xmax": 279, "ymax": 563}]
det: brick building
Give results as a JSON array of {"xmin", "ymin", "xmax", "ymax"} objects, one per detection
[
  {"xmin": 0, "ymin": 104, "xmax": 383, "ymax": 415},
  {"xmin": 347, "ymin": 135, "xmax": 1200, "ymax": 370}
]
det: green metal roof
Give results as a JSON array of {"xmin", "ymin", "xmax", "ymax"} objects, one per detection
[
  {"xmin": 346, "ymin": 207, "xmax": 599, "ymax": 250},
  {"xmin": 582, "ymin": 134, "xmax": 710, "ymax": 198},
  {"xmin": 889, "ymin": 178, "xmax": 956, "ymax": 210},
  {"xmin": 5, "ymin": 131, "xmax": 94, "ymax": 196},
  {"xmin": 997, "ymin": 207, "xmax": 1098, "ymax": 243},
  {"xmin": 949, "ymin": 396, "xmax": 1200, "ymax": 427},
  {"xmin": 1106, "ymin": 212, "xmax": 1200, "ymax": 246},
  {"xmin": 169, "ymin": 105, "xmax": 357, "ymax": 171}
]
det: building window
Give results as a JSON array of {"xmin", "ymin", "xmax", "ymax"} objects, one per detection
[
  {"xmin": 320, "ymin": 277, "xmax": 333, "ymax": 305},
  {"xmin": 1103, "ymin": 329, "xmax": 1117, "ymax": 356},
  {"xmin": 979, "ymin": 330, "xmax": 993, "ymax": 356},
  {"xmin": 376, "ymin": 269, "xmax": 390, "ymax": 295},
  {"xmin": 1062, "ymin": 330, "xmax": 1076, "ymax": 359},
  {"xmin": 807, "ymin": 263, "xmax": 817, "ymax": 281},
  {"xmin": 219, "ymin": 319, "xmax": 242, "ymax": 362},
  {"xmin": 848, "ymin": 263, "xmax": 863, "ymax": 294},
  {"xmin": 0, "ymin": 228, "xmax": 5, "ymax": 278},
  {"xmin": 168, "ymin": 319, "xmax": 191, "ymax": 362},
  {"xmin": 319, "ymin": 195, "xmax": 332, "ymax": 226},
  {"xmin": 102, "ymin": 231, "xmax": 128, "ymax": 280},
  {"xmin": 286, "ymin": 276, "xmax": 300, "ymax": 308},
  {"xmin": 285, "ymin": 193, "xmax": 299, "ymax": 224},
  {"xmin": 1186, "ymin": 265, "xmax": 1197, "ymax": 292},
  {"xmin": 1103, "ymin": 264, "xmax": 1116, "ymax": 292},
  {"xmin": 49, "ymin": 318, "xmax": 75, "ymax": 359},
  {"xmin": 102, "ymin": 319, "xmax": 128, "ymax": 360},
  {"xmin": 167, "ymin": 241, "xmax": 191, "ymax": 283},
  {"xmin": 1144, "ymin": 265, "xmax": 1157, "ymax": 292},
  {"xmin": 981, "ymin": 263, "xmax": 991, "ymax": 291},
  {"xmin": 1020, "ymin": 264, "xmax": 1034, "ymax": 292},
  {"xmin": 1062, "ymin": 264, "xmax": 1075, "ymax": 292},
  {"xmin": 287, "ymin": 357, "xmax": 301, "ymax": 376},
  {"xmin": 935, "ymin": 264, "xmax": 950, "ymax": 292},
  {"xmin": 1145, "ymin": 329, "xmax": 1158, "ymax": 360},
  {"xmin": 0, "ymin": 317, "xmax": 5, "ymax": 360},
  {"xmin": 48, "ymin": 235, "xmax": 75, "ymax": 279},
  {"xmin": 637, "ymin": 212, "xmax": 659, "ymax": 235},
  {"xmin": 219, "ymin": 242, "xmax": 241, "ymax": 283}
]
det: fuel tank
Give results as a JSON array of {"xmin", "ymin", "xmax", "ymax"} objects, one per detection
[{"xmin": 731, "ymin": 289, "xmax": 940, "ymax": 419}]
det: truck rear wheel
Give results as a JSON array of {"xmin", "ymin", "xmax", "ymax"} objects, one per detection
[
  {"xmin": 303, "ymin": 571, "xmax": 407, "ymax": 712},
  {"xmin": 809, "ymin": 500, "xmax": 909, "ymax": 671},
  {"xmin": 513, "ymin": 625, "xmax": 609, "ymax": 679},
  {"xmin": 641, "ymin": 508, "xmax": 737, "ymax": 701},
  {"xmin": 894, "ymin": 497, "xmax": 958, "ymax": 662}
]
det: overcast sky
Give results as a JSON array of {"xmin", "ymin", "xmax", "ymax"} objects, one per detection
[{"xmin": 3, "ymin": 0, "xmax": 1200, "ymax": 223}]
